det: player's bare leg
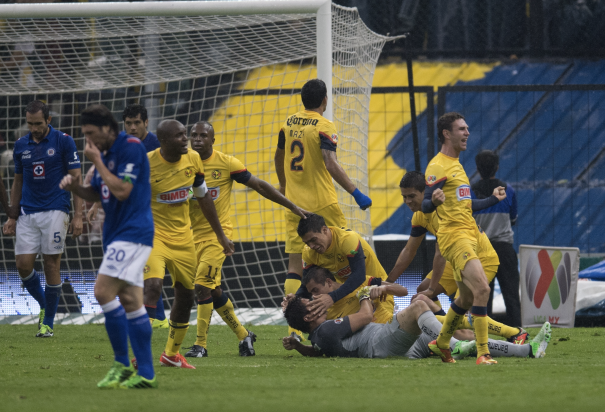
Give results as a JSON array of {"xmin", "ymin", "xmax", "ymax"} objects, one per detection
[
  {"xmin": 159, "ymin": 282, "xmax": 196, "ymax": 368},
  {"xmin": 396, "ymin": 299, "xmax": 431, "ymax": 335},
  {"xmin": 416, "ymin": 277, "xmax": 447, "ymax": 314},
  {"xmin": 285, "ymin": 253, "xmax": 304, "ymax": 340},
  {"xmin": 143, "ymin": 278, "xmax": 162, "ymax": 323}
]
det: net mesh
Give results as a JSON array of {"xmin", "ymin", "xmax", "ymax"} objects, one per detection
[{"xmin": 0, "ymin": 4, "xmax": 388, "ymax": 319}]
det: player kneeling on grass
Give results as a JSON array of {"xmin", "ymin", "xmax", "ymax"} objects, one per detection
[
  {"xmin": 283, "ymin": 289, "xmax": 551, "ymax": 360},
  {"xmin": 60, "ymin": 105, "xmax": 156, "ymax": 389}
]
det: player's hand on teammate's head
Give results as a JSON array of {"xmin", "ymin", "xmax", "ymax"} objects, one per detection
[
  {"xmin": 431, "ymin": 188, "xmax": 445, "ymax": 206},
  {"xmin": 492, "ymin": 186, "xmax": 507, "ymax": 201},
  {"xmin": 351, "ymin": 188, "xmax": 372, "ymax": 210},
  {"xmin": 307, "ymin": 294, "xmax": 333, "ymax": 321},
  {"xmin": 219, "ymin": 236, "xmax": 235, "ymax": 256},
  {"xmin": 292, "ymin": 206, "xmax": 311, "ymax": 219},
  {"xmin": 2, "ymin": 219, "xmax": 16, "ymax": 236}
]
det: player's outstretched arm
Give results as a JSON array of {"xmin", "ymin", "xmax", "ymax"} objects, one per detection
[
  {"xmin": 322, "ymin": 149, "xmax": 372, "ymax": 210},
  {"xmin": 244, "ymin": 175, "xmax": 309, "ymax": 219},
  {"xmin": 348, "ymin": 295, "xmax": 374, "ymax": 332},
  {"xmin": 387, "ymin": 233, "xmax": 424, "ymax": 282},
  {"xmin": 274, "ymin": 147, "xmax": 286, "ymax": 195},
  {"xmin": 470, "ymin": 186, "xmax": 505, "ymax": 212},
  {"xmin": 196, "ymin": 194, "xmax": 235, "ymax": 256},
  {"xmin": 369, "ymin": 282, "xmax": 408, "ymax": 302},
  {"xmin": 59, "ymin": 174, "xmax": 100, "ymax": 203},
  {"xmin": 66, "ymin": 168, "xmax": 83, "ymax": 238},
  {"xmin": 282, "ymin": 336, "xmax": 320, "ymax": 357}
]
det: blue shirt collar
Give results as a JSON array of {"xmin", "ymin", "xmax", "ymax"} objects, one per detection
[{"xmin": 28, "ymin": 124, "xmax": 54, "ymax": 144}]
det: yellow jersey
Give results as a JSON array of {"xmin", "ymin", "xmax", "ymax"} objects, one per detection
[
  {"xmin": 425, "ymin": 152, "xmax": 476, "ymax": 234},
  {"xmin": 302, "ymin": 226, "xmax": 387, "ymax": 282},
  {"xmin": 278, "ymin": 110, "xmax": 339, "ymax": 212},
  {"xmin": 189, "ymin": 150, "xmax": 250, "ymax": 243},
  {"xmin": 148, "ymin": 148, "xmax": 204, "ymax": 244}
]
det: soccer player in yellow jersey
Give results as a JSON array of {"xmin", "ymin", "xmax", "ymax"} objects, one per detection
[
  {"xmin": 143, "ymin": 120, "xmax": 234, "ymax": 370},
  {"xmin": 183, "ymin": 121, "xmax": 308, "ymax": 358},
  {"xmin": 293, "ymin": 214, "xmax": 391, "ymax": 323},
  {"xmin": 274, "ymin": 79, "xmax": 372, "ymax": 340},
  {"xmin": 302, "ymin": 265, "xmax": 406, "ymax": 324},
  {"xmin": 387, "ymin": 171, "xmax": 529, "ymax": 345},
  {"xmin": 422, "ymin": 112, "xmax": 506, "ymax": 364}
]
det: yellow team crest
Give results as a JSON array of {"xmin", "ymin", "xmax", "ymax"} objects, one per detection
[
  {"xmin": 463, "ymin": 252, "xmax": 470, "ymax": 260},
  {"xmin": 184, "ymin": 168, "xmax": 192, "ymax": 178},
  {"xmin": 143, "ymin": 265, "xmax": 150, "ymax": 274},
  {"xmin": 337, "ymin": 254, "xmax": 345, "ymax": 262},
  {"xmin": 212, "ymin": 170, "xmax": 222, "ymax": 179}
]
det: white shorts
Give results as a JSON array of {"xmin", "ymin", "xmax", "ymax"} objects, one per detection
[
  {"xmin": 98, "ymin": 241, "xmax": 152, "ymax": 288},
  {"xmin": 15, "ymin": 210, "xmax": 69, "ymax": 255}
]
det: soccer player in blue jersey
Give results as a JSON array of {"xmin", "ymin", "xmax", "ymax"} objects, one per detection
[
  {"xmin": 122, "ymin": 104, "xmax": 160, "ymax": 153},
  {"xmin": 3, "ymin": 100, "xmax": 83, "ymax": 338},
  {"xmin": 60, "ymin": 104, "xmax": 156, "ymax": 389}
]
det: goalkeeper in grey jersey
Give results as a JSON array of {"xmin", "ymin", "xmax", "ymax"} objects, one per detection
[{"xmin": 282, "ymin": 291, "xmax": 551, "ymax": 360}]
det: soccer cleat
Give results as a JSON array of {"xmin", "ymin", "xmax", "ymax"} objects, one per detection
[
  {"xmin": 428, "ymin": 340, "xmax": 456, "ymax": 363},
  {"xmin": 38, "ymin": 308, "xmax": 45, "ymax": 329},
  {"xmin": 184, "ymin": 345, "xmax": 208, "ymax": 358},
  {"xmin": 451, "ymin": 340, "xmax": 477, "ymax": 360},
  {"xmin": 36, "ymin": 324, "xmax": 54, "ymax": 338},
  {"xmin": 476, "ymin": 354, "xmax": 498, "ymax": 365},
  {"xmin": 239, "ymin": 330, "xmax": 257, "ymax": 357},
  {"xmin": 529, "ymin": 322, "xmax": 552, "ymax": 358},
  {"xmin": 119, "ymin": 374, "xmax": 158, "ymax": 389},
  {"xmin": 159, "ymin": 352, "xmax": 196, "ymax": 369},
  {"xmin": 97, "ymin": 361, "xmax": 135, "ymax": 389},
  {"xmin": 152, "ymin": 318, "xmax": 169, "ymax": 329},
  {"xmin": 507, "ymin": 327, "xmax": 530, "ymax": 345}
]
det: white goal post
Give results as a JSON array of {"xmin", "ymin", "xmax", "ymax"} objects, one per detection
[{"xmin": 0, "ymin": 0, "xmax": 391, "ymax": 323}]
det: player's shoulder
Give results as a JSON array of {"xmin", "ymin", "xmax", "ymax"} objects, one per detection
[
  {"xmin": 147, "ymin": 148, "xmax": 161, "ymax": 163},
  {"xmin": 411, "ymin": 211, "xmax": 427, "ymax": 226},
  {"xmin": 14, "ymin": 135, "xmax": 30, "ymax": 150}
]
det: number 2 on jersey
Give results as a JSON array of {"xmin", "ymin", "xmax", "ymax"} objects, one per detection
[{"xmin": 290, "ymin": 140, "xmax": 304, "ymax": 171}]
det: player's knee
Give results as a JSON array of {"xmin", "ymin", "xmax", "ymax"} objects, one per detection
[
  {"xmin": 94, "ymin": 283, "xmax": 113, "ymax": 305},
  {"xmin": 210, "ymin": 287, "xmax": 222, "ymax": 300},
  {"xmin": 143, "ymin": 278, "xmax": 162, "ymax": 301},
  {"xmin": 409, "ymin": 299, "xmax": 429, "ymax": 316},
  {"xmin": 194, "ymin": 284, "xmax": 212, "ymax": 301}
]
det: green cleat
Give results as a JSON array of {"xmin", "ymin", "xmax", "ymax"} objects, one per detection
[
  {"xmin": 97, "ymin": 361, "xmax": 135, "ymax": 389},
  {"xmin": 452, "ymin": 340, "xmax": 477, "ymax": 360},
  {"xmin": 119, "ymin": 374, "xmax": 158, "ymax": 389},
  {"xmin": 529, "ymin": 322, "xmax": 552, "ymax": 358},
  {"xmin": 38, "ymin": 309, "xmax": 45, "ymax": 329},
  {"xmin": 152, "ymin": 318, "xmax": 169, "ymax": 329},
  {"xmin": 36, "ymin": 324, "xmax": 53, "ymax": 338}
]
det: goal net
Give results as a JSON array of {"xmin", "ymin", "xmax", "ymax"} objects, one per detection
[{"xmin": 0, "ymin": 1, "xmax": 389, "ymax": 323}]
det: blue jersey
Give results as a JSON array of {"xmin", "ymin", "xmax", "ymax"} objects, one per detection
[
  {"xmin": 141, "ymin": 131, "xmax": 160, "ymax": 153},
  {"xmin": 13, "ymin": 125, "xmax": 81, "ymax": 215},
  {"xmin": 90, "ymin": 132, "xmax": 154, "ymax": 249}
]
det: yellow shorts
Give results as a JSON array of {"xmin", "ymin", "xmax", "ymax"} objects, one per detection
[
  {"xmin": 144, "ymin": 237, "xmax": 196, "ymax": 289},
  {"xmin": 477, "ymin": 231, "xmax": 500, "ymax": 268},
  {"xmin": 194, "ymin": 239, "xmax": 227, "ymax": 289},
  {"xmin": 438, "ymin": 229, "xmax": 479, "ymax": 282},
  {"xmin": 285, "ymin": 203, "xmax": 346, "ymax": 254},
  {"xmin": 326, "ymin": 293, "xmax": 395, "ymax": 324}
]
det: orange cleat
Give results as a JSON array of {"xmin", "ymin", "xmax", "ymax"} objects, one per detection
[
  {"xmin": 476, "ymin": 354, "xmax": 498, "ymax": 365},
  {"xmin": 428, "ymin": 340, "xmax": 456, "ymax": 363},
  {"xmin": 159, "ymin": 352, "xmax": 196, "ymax": 369}
]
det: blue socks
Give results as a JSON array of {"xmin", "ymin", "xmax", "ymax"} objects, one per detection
[
  {"xmin": 21, "ymin": 270, "xmax": 45, "ymax": 310},
  {"xmin": 43, "ymin": 283, "xmax": 62, "ymax": 329},
  {"xmin": 101, "ymin": 300, "xmax": 130, "ymax": 367},
  {"xmin": 155, "ymin": 294, "xmax": 166, "ymax": 321},
  {"xmin": 126, "ymin": 307, "xmax": 155, "ymax": 380}
]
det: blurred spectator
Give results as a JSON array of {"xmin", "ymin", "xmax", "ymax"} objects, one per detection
[{"xmin": 471, "ymin": 150, "xmax": 521, "ymax": 327}]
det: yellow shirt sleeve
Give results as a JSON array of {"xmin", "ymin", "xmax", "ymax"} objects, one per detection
[
  {"xmin": 339, "ymin": 230, "xmax": 362, "ymax": 258},
  {"xmin": 411, "ymin": 212, "xmax": 426, "ymax": 229},
  {"xmin": 425, "ymin": 162, "xmax": 446, "ymax": 187},
  {"xmin": 229, "ymin": 156, "xmax": 247, "ymax": 174}
]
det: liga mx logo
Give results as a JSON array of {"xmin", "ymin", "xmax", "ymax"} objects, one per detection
[{"xmin": 525, "ymin": 249, "xmax": 572, "ymax": 310}]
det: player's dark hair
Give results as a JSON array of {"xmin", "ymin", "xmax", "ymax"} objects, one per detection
[
  {"xmin": 297, "ymin": 213, "xmax": 326, "ymax": 237},
  {"xmin": 122, "ymin": 104, "xmax": 148, "ymax": 122},
  {"xmin": 475, "ymin": 150, "xmax": 499, "ymax": 180},
  {"xmin": 399, "ymin": 170, "xmax": 426, "ymax": 192},
  {"xmin": 81, "ymin": 104, "xmax": 119, "ymax": 136},
  {"xmin": 284, "ymin": 296, "xmax": 311, "ymax": 334},
  {"xmin": 26, "ymin": 100, "xmax": 50, "ymax": 121},
  {"xmin": 437, "ymin": 112, "xmax": 465, "ymax": 145},
  {"xmin": 301, "ymin": 79, "xmax": 327, "ymax": 110},
  {"xmin": 193, "ymin": 120, "xmax": 213, "ymax": 130},
  {"xmin": 302, "ymin": 266, "xmax": 335, "ymax": 288}
]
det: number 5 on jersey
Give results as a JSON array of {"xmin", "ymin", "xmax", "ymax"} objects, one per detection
[{"xmin": 290, "ymin": 140, "xmax": 304, "ymax": 171}]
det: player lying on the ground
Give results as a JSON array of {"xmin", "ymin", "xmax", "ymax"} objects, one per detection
[
  {"xmin": 389, "ymin": 170, "xmax": 529, "ymax": 345},
  {"xmin": 282, "ymin": 292, "xmax": 551, "ymax": 360},
  {"xmin": 295, "ymin": 213, "xmax": 393, "ymax": 326},
  {"xmin": 60, "ymin": 104, "xmax": 156, "ymax": 388},
  {"xmin": 184, "ymin": 121, "xmax": 309, "ymax": 358},
  {"xmin": 142, "ymin": 119, "xmax": 234, "ymax": 370}
]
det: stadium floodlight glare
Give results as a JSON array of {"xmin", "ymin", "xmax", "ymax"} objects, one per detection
[{"xmin": 0, "ymin": 0, "xmax": 391, "ymax": 320}]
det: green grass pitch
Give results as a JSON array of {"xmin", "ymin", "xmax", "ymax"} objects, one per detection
[{"xmin": 0, "ymin": 324, "xmax": 604, "ymax": 412}]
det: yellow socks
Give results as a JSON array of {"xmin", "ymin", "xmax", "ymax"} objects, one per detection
[
  {"xmin": 165, "ymin": 321, "xmax": 189, "ymax": 356},
  {"xmin": 195, "ymin": 298, "xmax": 213, "ymax": 348},
  {"xmin": 436, "ymin": 302, "xmax": 466, "ymax": 349},
  {"xmin": 285, "ymin": 274, "xmax": 303, "ymax": 338},
  {"xmin": 215, "ymin": 295, "xmax": 248, "ymax": 341},
  {"xmin": 471, "ymin": 306, "xmax": 489, "ymax": 357},
  {"xmin": 456, "ymin": 315, "xmax": 521, "ymax": 339}
]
